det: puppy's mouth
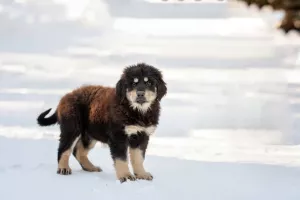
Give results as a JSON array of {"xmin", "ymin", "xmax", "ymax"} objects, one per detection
[{"xmin": 136, "ymin": 97, "xmax": 147, "ymax": 104}]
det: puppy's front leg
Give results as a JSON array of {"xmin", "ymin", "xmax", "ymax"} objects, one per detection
[
  {"xmin": 129, "ymin": 135, "xmax": 153, "ymax": 181},
  {"xmin": 108, "ymin": 133, "xmax": 136, "ymax": 183}
]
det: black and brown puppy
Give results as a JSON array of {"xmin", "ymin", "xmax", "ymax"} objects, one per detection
[{"xmin": 37, "ymin": 63, "xmax": 167, "ymax": 182}]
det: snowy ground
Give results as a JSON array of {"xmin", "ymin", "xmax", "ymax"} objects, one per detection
[
  {"xmin": 1, "ymin": 136, "xmax": 300, "ymax": 200},
  {"xmin": 1, "ymin": 0, "xmax": 300, "ymax": 199}
]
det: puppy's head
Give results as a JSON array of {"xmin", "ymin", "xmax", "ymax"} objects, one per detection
[{"xmin": 116, "ymin": 63, "xmax": 167, "ymax": 113}]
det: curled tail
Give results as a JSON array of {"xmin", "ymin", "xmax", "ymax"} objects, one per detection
[{"xmin": 37, "ymin": 108, "xmax": 58, "ymax": 126}]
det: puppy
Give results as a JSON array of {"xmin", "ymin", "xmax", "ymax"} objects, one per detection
[{"xmin": 37, "ymin": 63, "xmax": 167, "ymax": 182}]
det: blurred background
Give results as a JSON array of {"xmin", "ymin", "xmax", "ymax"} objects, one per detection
[{"xmin": 1, "ymin": 0, "xmax": 300, "ymax": 164}]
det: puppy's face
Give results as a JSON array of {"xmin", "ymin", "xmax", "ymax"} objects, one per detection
[
  {"xmin": 126, "ymin": 76, "xmax": 157, "ymax": 112},
  {"xmin": 116, "ymin": 63, "xmax": 167, "ymax": 113}
]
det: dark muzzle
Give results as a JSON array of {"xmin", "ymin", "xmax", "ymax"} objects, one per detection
[{"xmin": 136, "ymin": 90, "xmax": 146, "ymax": 104}]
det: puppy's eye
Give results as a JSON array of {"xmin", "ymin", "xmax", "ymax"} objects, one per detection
[
  {"xmin": 146, "ymin": 81, "xmax": 151, "ymax": 86},
  {"xmin": 132, "ymin": 78, "xmax": 138, "ymax": 86}
]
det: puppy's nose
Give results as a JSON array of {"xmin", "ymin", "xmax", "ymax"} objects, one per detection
[{"xmin": 137, "ymin": 91, "xmax": 145, "ymax": 97}]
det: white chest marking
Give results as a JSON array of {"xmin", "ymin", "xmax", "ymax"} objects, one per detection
[{"xmin": 124, "ymin": 125, "xmax": 156, "ymax": 136}]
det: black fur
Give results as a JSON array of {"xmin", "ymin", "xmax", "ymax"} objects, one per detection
[
  {"xmin": 37, "ymin": 108, "xmax": 57, "ymax": 126},
  {"xmin": 116, "ymin": 78, "xmax": 126, "ymax": 103},
  {"xmin": 57, "ymin": 112, "xmax": 82, "ymax": 163}
]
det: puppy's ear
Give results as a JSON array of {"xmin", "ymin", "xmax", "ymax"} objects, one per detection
[
  {"xmin": 116, "ymin": 77, "xmax": 126, "ymax": 102},
  {"xmin": 156, "ymin": 72, "xmax": 167, "ymax": 101}
]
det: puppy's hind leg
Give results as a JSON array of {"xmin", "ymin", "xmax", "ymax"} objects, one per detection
[
  {"xmin": 73, "ymin": 136, "xmax": 102, "ymax": 172},
  {"xmin": 57, "ymin": 116, "xmax": 81, "ymax": 175}
]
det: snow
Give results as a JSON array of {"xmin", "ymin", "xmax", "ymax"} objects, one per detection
[
  {"xmin": 1, "ymin": 0, "xmax": 300, "ymax": 199},
  {"xmin": 1, "ymin": 135, "xmax": 300, "ymax": 200}
]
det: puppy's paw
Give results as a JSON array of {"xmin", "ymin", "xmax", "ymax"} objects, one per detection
[
  {"xmin": 135, "ymin": 172, "xmax": 153, "ymax": 181},
  {"xmin": 93, "ymin": 166, "xmax": 102, "ymax": 172},
  {"xmin": 57, "ymin": 167, "xmax": 72, "ymax": 175},
  {"xmin": 82, "ymin": 165, "xmax": 102, "ymax": 172},
  {"xmin": 119, "ymin": 174, "xmax": 136, "ymax": 183}
]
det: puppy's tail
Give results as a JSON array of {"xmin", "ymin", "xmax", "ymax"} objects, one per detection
[{"xmin": 37, "ymin": 108, "xmax": 58, "ymax": 126}]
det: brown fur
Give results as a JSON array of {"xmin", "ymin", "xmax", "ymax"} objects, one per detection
[
  {"xmin": 57, "ymin": 85, "xmax": 116, "ymax": 123},
  {"xmin": 74, "ymin": 139, "xmax": 101, "ymax": 172},
  {"xmin": 57, "ymin": 150, "xmax": 72, "ymax": 174},
  {"xmin": 129, "ymin": 148, "xmax": 153, "ymax": 180},
  {"xmin": 56, "ymin": 85, "xmax": 161, "ymax": 129},
  {"xmin": 114, "ymin": 159, "xmax": 135, "ymax": 181}
]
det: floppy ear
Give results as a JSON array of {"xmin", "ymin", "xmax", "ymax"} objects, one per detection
[
  {"xmin": 116, "ymin": 78, "xmax": 126, "ymax": 102},
  {"xmin": 156, "ymin": 72, "xmax": 167, "ymax": 101}
]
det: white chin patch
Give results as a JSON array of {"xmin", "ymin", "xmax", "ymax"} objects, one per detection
[
  {"xmin": 130, "ymin": 102, "xmax": 152, "ymax": 113},
  {"xmin": 124, "ymin": 125, "xmax": 156, "ymax": 136}
]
